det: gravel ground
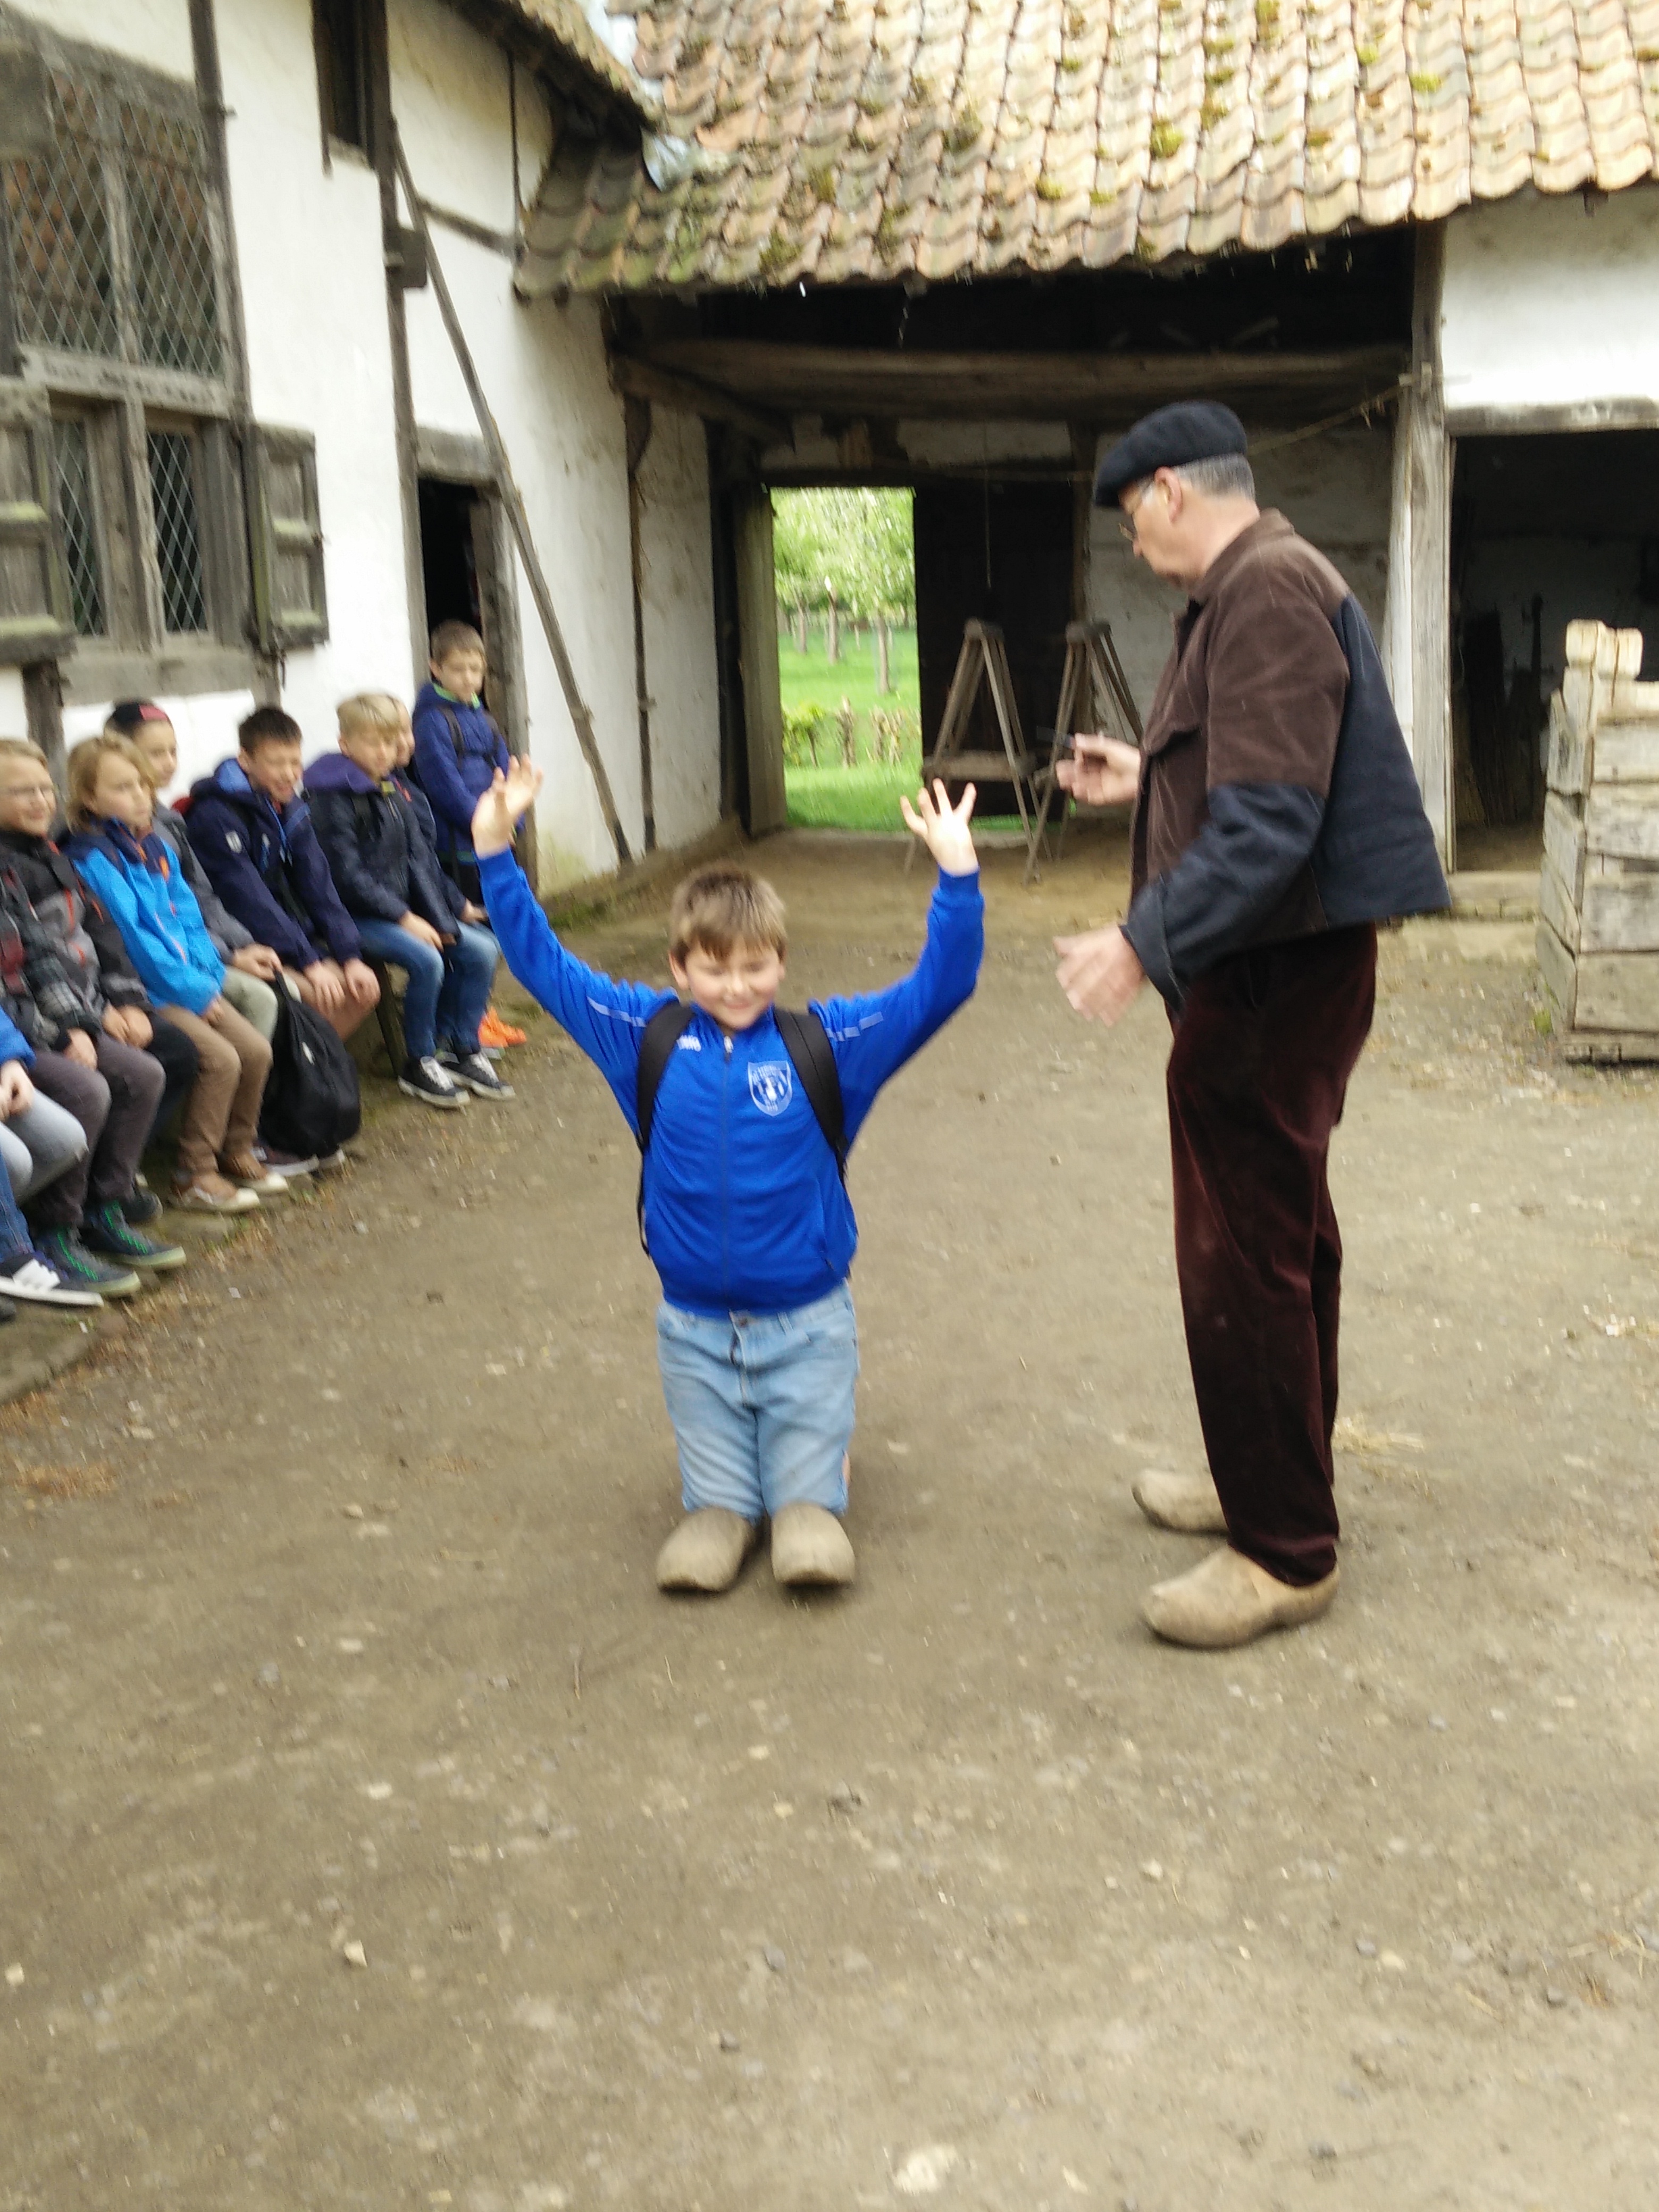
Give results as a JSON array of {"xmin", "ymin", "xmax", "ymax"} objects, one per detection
[{"xmin": 2, "ymin": 826, "xmax": 1656, "ymax": 2212}]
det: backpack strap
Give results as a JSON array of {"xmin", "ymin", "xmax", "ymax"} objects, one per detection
[
  {"xmin": 774, "ymin": 1007, "xmax": 848, "ymax": 1182},
  {"xmin": 634, "ymin": 998, "xmax": 696, "ymax": 1248},
  {"xmin": 439, "ymin": 705, "xmax": 466, "ymax": 762}
]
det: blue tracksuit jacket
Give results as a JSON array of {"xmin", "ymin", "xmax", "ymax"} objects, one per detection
[
  {"xmin": 480, "ymin": 849, "xmax": 984, "ymax": 1316},
  {"xmin": 66, "ymin": 822, "xmax": 225, "ymax": 1016},
  {"xmin": 411, "ymin": 684, "xmax": 511, "ymax": 861}
]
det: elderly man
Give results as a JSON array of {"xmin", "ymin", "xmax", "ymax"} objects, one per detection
[{"xmin": 1055, "ymin": 401, "xmax": 1447, "ymax": 1650}]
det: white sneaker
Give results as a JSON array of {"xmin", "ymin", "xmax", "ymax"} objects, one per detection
[{"xmin": 0, "ymin": 1253, "xmax": 104, "ymax": 1309}]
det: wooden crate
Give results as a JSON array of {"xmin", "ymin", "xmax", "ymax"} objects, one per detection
[{"xmin": 1536, "ymin": 621, "xmax": 1659, "ymax": 1056}]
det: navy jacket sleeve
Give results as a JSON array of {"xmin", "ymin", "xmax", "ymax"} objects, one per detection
[
  {"xmin": 479, "ymin": 848, "xmax": 669, "ymax": 1128},
  {"xmin": 286, "ymin": 804, "xmax": 362, "ymax": 962},
  {"xmin": 186, "ymin": 796, "xmax": 319, "ymax": 970},
  {"xmin": 814, "ymin": 868, "xmax": 984, "ymax": 1142},
  {"xmin": 307, "ymin": 791, "xmax": 410, "ymax": 927},
  {"xmin": 412, "ymin": 704, "xmax": 478, "ymax": 841}
]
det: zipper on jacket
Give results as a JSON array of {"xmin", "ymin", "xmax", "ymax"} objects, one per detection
[{"xmin": 720, "ymin": 1030, "xmax": 733, "ymax": 1301}]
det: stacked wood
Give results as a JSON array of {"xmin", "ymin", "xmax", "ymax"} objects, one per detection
[{"xmin": 1537, "ymin": 621, "xmax": 1659, "ymax": 1060}]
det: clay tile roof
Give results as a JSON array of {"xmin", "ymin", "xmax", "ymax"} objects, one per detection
[{"xmin": 519, "ymin": 0, "xmax": 1659, "ymax": 293}]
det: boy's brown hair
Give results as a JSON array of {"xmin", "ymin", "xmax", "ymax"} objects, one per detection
[
  {"xmin": 430, "ymin": 619, "xmax": 484, "ymax": 663},
  {"xmin": 238, "ymin": 704, "xmax": 302, "ymax": 754},
  {"xmin": 668, "ymin": 864, "xmax": 787, "ymax": 962},
  {"xmin": 65, "ymin": 732, "xmax": 144, "ymax": 828}
]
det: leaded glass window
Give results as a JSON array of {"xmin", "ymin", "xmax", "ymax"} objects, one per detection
[
  {"xmin": 51, "ymin": 416, "xmax": 103, "ymax": 636},
  {"xmin": 146, "ymin": 429, "xmax": 206, "ymax": 634}
]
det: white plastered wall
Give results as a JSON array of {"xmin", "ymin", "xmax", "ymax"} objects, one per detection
[
  {"xmin": 1088, "ymin": 425, "xmax": 1393, "ymax": 720},
  {"xmin": 5, "ymin": 0, "xmax": 195, "ymax": 78},
  {"xmin": 390, "ymin": 0, "xmax": 721, "ymax": 883},
  {"xmin": 1442, "ymin": 186, "xmax": 1659, "ymax": 418}
]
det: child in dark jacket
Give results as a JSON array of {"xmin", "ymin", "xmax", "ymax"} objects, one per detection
[
  {"xmin": 183, "ymin": 706, "xmax": 380, "ymax": 1043},
  {"xmin": 65, "ymin": 736, "xmax": 281, "ymax": 1214},
  {"xmin": 473, "ymin": 759, "xmax": 983, "ymax": 1597},
  {"xmin": 410, "ymin": 620, "xmax": 511, "ymax": 901},
  {"xmin": 307, "ymin": 694, "xmax": 507, "ymax": 1110}
]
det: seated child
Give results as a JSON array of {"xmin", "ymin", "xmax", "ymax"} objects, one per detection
[
  {"xmin": 106, "ymin": 701, "xmax": 285, "ymax": 1044},
  {"xmin": 472, "ymin": 761, "xmax": 983, "ymax": 1594},
  {"xmin": 307, "ymin": 693, "xmax": 508, "ymax": 1108},
  {"xmin": 411, "ymin": 621, "xmax": 510, "ymax": 904},
  {"xmin": 0, "ymin": 738, "xmax": 199, "ymax": 1263},
  {"xmin": 0, "ymin": 1016, "xmax": 103, "ymax": 1311},
  {"xmin": 64, "ymin": 735, "xmax": 283, "ymax": 1213},
  {"xmin": 183, "ymin": 707, "xmax": 381, "ymax": 1042},
  {"xmin": 388, "ymin": 695, "xmax": 523, "ymax": 1053}
]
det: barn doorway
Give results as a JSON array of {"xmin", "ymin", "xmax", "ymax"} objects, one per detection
[{"xmin": 1451, "ymin": 429, "xmax": 1659, "ymax": 870}]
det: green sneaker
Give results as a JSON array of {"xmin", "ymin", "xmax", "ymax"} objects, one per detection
[
  {"xmin": 35, "ymin": 1225, "xmax": 142, "ymax": 1300},
  {"xmin": 82, "ymin": 1201, "xmax": 187, "ymax": 1272}
]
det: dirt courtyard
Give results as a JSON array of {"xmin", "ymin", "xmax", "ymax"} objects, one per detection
[{"xmin": 3, "ymin": 827, "xmax": 1657, "ymax": 2211}]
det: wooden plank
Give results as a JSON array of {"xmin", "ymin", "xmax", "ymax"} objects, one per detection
[
  {"xmin": 633, "ymin": 340, "xmax": 1407, "ymax": 426},
  {"xmin": 732, "ymin": 486, "xmax": 787, "ymax": 837},
  {"xmin": 609, "ymin": 354, "xmax": 792, "ymax": 453},
  {"xmin": 1538, "ymin": 854, "xmax": 1579, "ymax": 952},
  {"xmin": 1406, "ymin": 225, "xmax": 1452, "ymax": 868},
  {"xmin": 921, "ymin": 749, "xmax": 1033, "ymax": 781},
  {"xmin": 1579, "ymin": 876, "xmax": 1659, "ymax": 952},
  {"xmin": 1560, "ymin": 1029, "xmax": 1659, "ymax": 1064},
  {"xmin": 1535, "ymin": 916, "xmax": 1577, "ymax": 1023},
  {"xmin": 1543, "ymin": 791, "xmax": 1585, "ymax": 904},
  {"xmin": 1547, "ymin": 693, "xmax": 1589, "ymax": 796},
  {"xmin": 1588, "ymin": 723, "xmax": 1659, "ymax": 784},
  {"xmin": 1585, "ymin": 787, "xmax": 1659, "ymax": 862},
  {"xmin": 1571, "ymin": 951, "xmax": 1659, "ymax": 1033}
]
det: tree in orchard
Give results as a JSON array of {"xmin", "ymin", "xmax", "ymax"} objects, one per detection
[{"xmin": 773, "ymin": 489, "xmax": 914, "ymax": 688}]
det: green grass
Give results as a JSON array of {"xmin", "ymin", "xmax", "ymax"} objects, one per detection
[
  {"xmin": 780, "ymin": 624, "xmax": 920, "ymax": 830},
  {"xmin": 785, "ymin": 759, "xmax": 924, "ymax": 832}
]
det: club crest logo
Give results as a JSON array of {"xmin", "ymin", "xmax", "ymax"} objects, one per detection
[{"xmin": 748, "ymin": 1061, "xmax": 793, "ymax": 1116}]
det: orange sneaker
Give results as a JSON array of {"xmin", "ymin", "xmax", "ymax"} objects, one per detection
[{"xmin": 478, "ymin": 1007, "xmax": 526, "ymax": 1049}]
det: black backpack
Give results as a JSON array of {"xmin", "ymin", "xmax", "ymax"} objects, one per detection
[
  {"xmin": 259, "ymin": 987, "xmax": 362, "ymax": 1160},
  {"xmin": 633, "ymin": 1000, "xmax": 846, "ymax": 1249}
]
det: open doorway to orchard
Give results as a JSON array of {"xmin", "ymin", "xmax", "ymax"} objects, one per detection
[{"xmin": 772, "ymin": 488, "xmax": 919, "ymax": 831}]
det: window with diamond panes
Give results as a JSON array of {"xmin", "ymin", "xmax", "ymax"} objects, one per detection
[
  {"xmin": 4, "ymin": 66, "xmax": 223, "ymax": 378},
  {"xmin": 147, "ymin": 429, "xmax": 207, "ymax": 635},
  {"xmin": 51, "ymin": 417, "xmax": 103, "ymax": 636}
]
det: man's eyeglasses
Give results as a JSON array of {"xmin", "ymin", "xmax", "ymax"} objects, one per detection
[{"xmin": 1118, "ymin": 477, "xmax": 1157, "ymax": 543}]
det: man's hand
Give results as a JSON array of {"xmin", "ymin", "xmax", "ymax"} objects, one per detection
[
  {"xmin": 398, "ymin": 911, "xmax": 445, "ymax": 951},
  {"xmin": 473, "ymin": 761, "xmax": 542, "ymax": 859},
  {"xmin": 232, "ymin": 943, "xmax": 284, "ymax": 981},
  {"xmin": 301, "ymin": 960, "xmax": 345, "ymax": 1016},
  {"xmin": 103, "ymin": 1006, "xmax": 152, "ymax": 1049},
  {"xmin": 1053, "ymin": 924, "xmax": 1148, "ymax": 1027},
  {"xmin": 460, "ymin": 900, "xmax": 487, "ymax": 924},
  {"xmin": 1057, "ymin": 733, "xmax": 1142, "ymax": 809},
  {"xmin": 899, "ymin": 778, "xmax": 978, "ymax": 876},
  {"xmin": 0, "ymin": 1059, "xmax": 33, "ymax": 1117},
  {"xmin": 343, "ymin": 959, "xmax": 380, "ymax": 1005},
  {"xmin": 63, "ymin": 1028, "xmax": 98, "ymax": 1070}
]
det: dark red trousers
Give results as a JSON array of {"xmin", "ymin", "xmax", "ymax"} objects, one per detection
[{"xmin": 1166, "ymin": 924, "xmax": 1377, "ymax": 1586}]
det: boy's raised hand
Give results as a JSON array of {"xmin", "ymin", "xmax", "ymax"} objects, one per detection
[
  {"xmin": 900, "ymin": 779, "xmax": 978, "ymax": 876},
  {"xmin": 472, "ymin": 760, "xmax": 543, "ymax": 859}
]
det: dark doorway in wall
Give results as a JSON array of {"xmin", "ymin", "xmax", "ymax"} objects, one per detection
[
  {"xmin": 913, "ymin": 478, "xmax": 1073, "ymax": 810},
  {"xmin": 1452, "ymin": 430, "xmax": 1659, "ymax": 867}
]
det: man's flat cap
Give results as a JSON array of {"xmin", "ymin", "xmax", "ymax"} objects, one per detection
[{"xmin": 1093, "ymin": 401, "xmax": 1249, "ymax": 506}]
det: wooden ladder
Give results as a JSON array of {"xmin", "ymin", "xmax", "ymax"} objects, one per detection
[
  {"xmin": 1024, "ymin": 619, "xmax": 1143, "ymax": 884},
  {"xmin": 911, "ymin": 619, "xmax": 1038, "ymax": 874}
]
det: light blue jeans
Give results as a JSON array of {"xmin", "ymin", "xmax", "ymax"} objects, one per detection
[{"xmin": 656, "ymin": 1284, "xmax": 859, "ymax": 1521}]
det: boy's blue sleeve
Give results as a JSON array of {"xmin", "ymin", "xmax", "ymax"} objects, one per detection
[
  {"xmin": 73, "ymin": 852, "xmax": 220, "ymax": 1016},
  {"xmin": 479, "ymin": 850, "xmax": 671, "ymax": 1132},
  {"xmin": 813, "ymin": 868, "xmax": 984, "ymax": 1142},
  {"xmin": 0, "ymin": 1004, "xmax": 33, "ymax": 1065},
  {"xmin": 413, "ymin": 704, "xmax": 477, "ymax": 837}
]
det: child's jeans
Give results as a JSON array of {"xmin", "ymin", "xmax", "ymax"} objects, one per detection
[
  {"xmin": 0, "ymin": 1093, "xmax": 88, "ymax": 1206},
  {"xmin": 355, "ymin": 918, "xmax": 498, "ymax": 1060},
  {"xmin": 656, "ymin": 1284, "xmax": 858, "ymax": 1521}
]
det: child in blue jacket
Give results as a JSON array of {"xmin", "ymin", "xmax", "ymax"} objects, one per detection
[
  {"xmin": 64, "ymin": 736, "xmax": 280, "ymax": 1214},
  {"xmin": 411, "ymin": 620, "xmax": 511, "ymax": 900},
  {"xmin": 473, "ymin": 760, "xmax": 983, "ymax": 1596}
]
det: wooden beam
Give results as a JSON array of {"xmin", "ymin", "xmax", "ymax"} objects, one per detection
[
  {"xmin": 629, "ymin": 340, "xmax": 1407, "ymax": 424},
  {"xmin": 1445, "ymin": 397, "xmax": 1659, "ymax": 437},
  {"xmin": 393, "ymin": 124, "xmax": 632, "ymax": 867},
  {"xmin": 609, "ymin": 353, "xmax": 792, "ymax": 450},
  {"xmin": 1406, "ymin": 224, "xmax": 1452, "ymax": 870}
]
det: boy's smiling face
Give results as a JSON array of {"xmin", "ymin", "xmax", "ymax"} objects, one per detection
[{"xmin": 669, "ymin": 938, "xmax": 785, "ymax": 1034}]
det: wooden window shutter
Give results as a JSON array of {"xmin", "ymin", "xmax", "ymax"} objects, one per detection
[
  {"xmin": 0, "ymin": 379, "xmax": 72, "ymax": 664},
  {"xmin": 246, "ymin": 424, "xmax": 328, "ymax": 651}
]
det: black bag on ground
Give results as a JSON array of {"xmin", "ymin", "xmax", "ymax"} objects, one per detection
[{"xmin": 259, "ymin": 987, "xmax": 361, "ymax": 1159}]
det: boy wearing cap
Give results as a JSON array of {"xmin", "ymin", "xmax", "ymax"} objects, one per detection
[{"xmin": 1054, "ymin": 400, "xmax": 1447, "ymax": 1650}]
